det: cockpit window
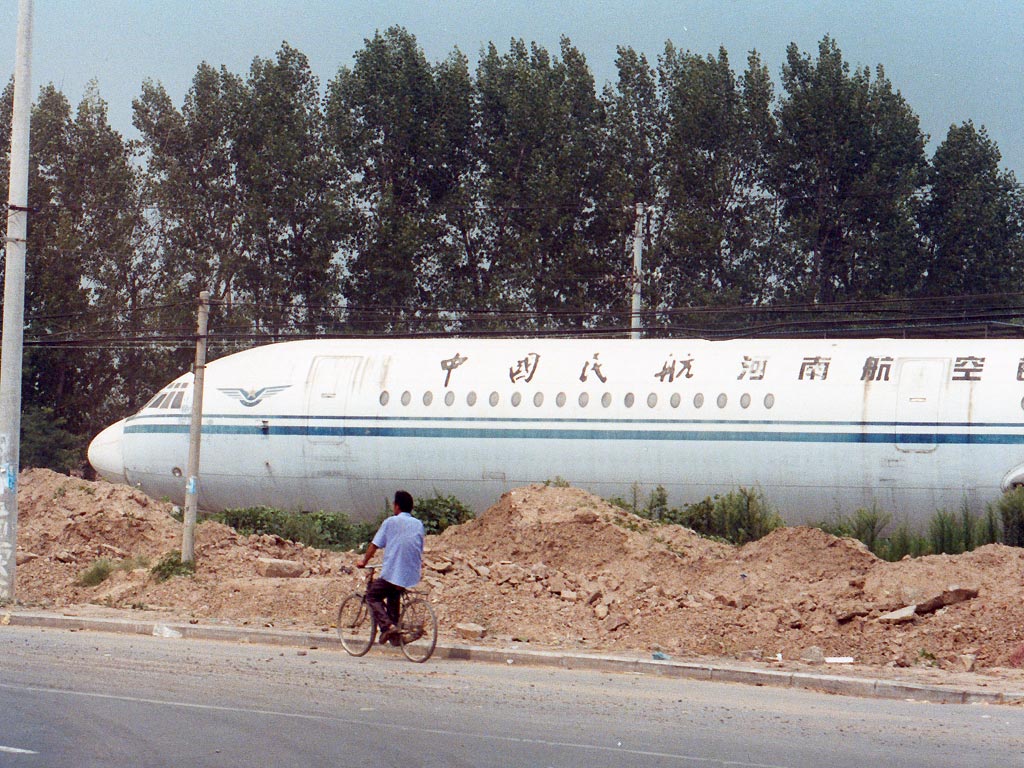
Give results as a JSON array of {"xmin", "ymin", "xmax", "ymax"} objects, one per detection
[{"xmin": 144, "ymin": 381, "xmax": 190, "ymax": 411}]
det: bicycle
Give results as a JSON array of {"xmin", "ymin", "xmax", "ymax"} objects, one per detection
[{"xmin": 337, "ymin": 564, "xmax": 438, "ymax": 663}]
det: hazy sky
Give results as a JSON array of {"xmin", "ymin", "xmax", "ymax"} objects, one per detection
[{"xmin": 2, "ymin": 0, "xmax": 1022, "ymax": 175}]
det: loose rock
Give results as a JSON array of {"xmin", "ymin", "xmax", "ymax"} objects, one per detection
[{"xmin": 256, "ymin": 558, "xmax": 305, "ymax": 578}]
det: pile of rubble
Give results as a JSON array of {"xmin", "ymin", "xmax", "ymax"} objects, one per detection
[{"xmin": 12, "ymin": 469, "xmax": 1024, "ymax": 676}]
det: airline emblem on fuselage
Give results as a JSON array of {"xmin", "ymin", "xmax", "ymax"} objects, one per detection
[{"xmin": 218, "ymin": 385, "xmax": 291, "ymax": 407}]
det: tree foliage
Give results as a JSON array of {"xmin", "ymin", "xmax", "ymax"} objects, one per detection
[
  {"xmin": 918, "ymin": 122, "xmax": 1024, "ymax": 296},
  {"xmin": 772, "ymin": 37, "xmax": 927, "ymax": 303},
  {"xmin": 651, "ymin": 46, "xmax": 779, "ymax": 314},
  {"xmin": 133, "ymin": 63, "xmax": 249, "ymax": 343},
  {"xmin": 233, "ymin": 43, "xmax": 347, "ymax": 336},
  {"xmin": 326, "ymin": 27, "xmax": 472, "ymax": 332}
]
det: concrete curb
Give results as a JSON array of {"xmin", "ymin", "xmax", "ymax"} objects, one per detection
[{"xmin": 6, "ymin": 610, "xmax": 1023, "ymax": 706}]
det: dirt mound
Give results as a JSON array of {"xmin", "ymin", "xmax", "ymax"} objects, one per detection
[
  {"xmin": 437, "ymin": 484, "xmax": 729, "ymax": 578},
  {"xmin": 11, "ymin": 470, "xmax": 1024, "ymax": 680},
  {"xmin": 15, "ymin": 469, "xmax": 345, "ymax": 627}
]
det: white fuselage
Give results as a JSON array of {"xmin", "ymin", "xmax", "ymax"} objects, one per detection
[{"xmin": 87, "ymin": 337, "xmax": 1024, "ymax": 523}]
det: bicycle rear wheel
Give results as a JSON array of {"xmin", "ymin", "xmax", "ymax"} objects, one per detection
[
  {"xmin": 398, "ymin": 597, "xmax": 437, "ymax": 663},
  {"xmin": 337, "ymin": 593, "xmax": 375, "ymax": 656}
]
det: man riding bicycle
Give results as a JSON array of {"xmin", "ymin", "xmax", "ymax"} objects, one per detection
[{"xmin": 355, "ymin": 490, "xmax": 425, "ymax": 645}]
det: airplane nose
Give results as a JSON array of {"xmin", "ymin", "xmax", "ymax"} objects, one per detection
[{"xmin": 88, "ymin": 419, "xmax": 127, "ymax": 484}]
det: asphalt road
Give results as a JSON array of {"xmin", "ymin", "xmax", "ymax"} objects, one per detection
[{"xmin": 1, "ymin": 626, "xmax": 1022, "ymax": 768}]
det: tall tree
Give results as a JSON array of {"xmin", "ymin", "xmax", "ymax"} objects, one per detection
[
  {"xmin": 133, "ymin": 63, "xmax": 249, "ymax": 342},
  {"xmin": 917, "ymin": 121, "xmax": 1024, "ymax": 297},
  {"xmin": 327, "ymin": 27, "xmax": 475, "ymax": 332},
  {"xmin": 772, "ymin": 37, "xmax": 926, "ymax": 303},
  {"xmin": 233, "ymin": 43, "xmax": 346, "ymax": 336},
  {"xmin": 66, "ymin": 85, "xmax": 155, "ymax": 423},
  {"xmin": 604, "ymin": 47, "xmax": 663, "ymax": 210},
  {"xmin": 648, "ymin": 46, "xmax": 778, "ymax": 324},
  {"xmin": 602, "ymin": 47, "xmax": 665, "ymax": 330},
  {"xmin": 421, "ymin": 48, "xmax": 486, "ymax": 329},
  {"xmin": 13, "ymin": 85, "xmax": 85, "ymax": 466},
  {"xmin": 11, "ymin": 84, "xmax": 152, "ymax": 463},
  {"xmin": 475, "ymin": 37, "xmax": 619, "ymax": 330}
]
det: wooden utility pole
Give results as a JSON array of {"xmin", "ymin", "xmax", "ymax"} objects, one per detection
[{"xmin": 181, "ymin": 291, "xmax": 211, "ymax": 563}]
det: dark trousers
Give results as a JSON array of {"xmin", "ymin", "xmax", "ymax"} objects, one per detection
[{"xmin": 366, "ymin": 577, "xmax": 404, "ymax": 632}]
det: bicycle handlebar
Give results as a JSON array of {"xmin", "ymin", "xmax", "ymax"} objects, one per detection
[{"xmin": 340, "ymin": 563, "xmax": 381, "ymax": 576}]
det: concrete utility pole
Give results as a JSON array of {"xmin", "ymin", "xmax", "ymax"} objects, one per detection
[
  {"xmin": 181, "ymin": 291, "xmax": 211, "ymax": 564},
  {"xmin": 0, "ymin": 0, "xmax": 34, "ymax": 601},
  {"xmin": 630, "ymin": 202, "xmax": 644, "ymax": 340}
]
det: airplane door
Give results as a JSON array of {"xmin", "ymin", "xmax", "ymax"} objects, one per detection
[
  {"xmin": 895, "ymin": 359, "xmax": 946, "ymax": 453},
  {"xmin": 306, "ymin": 356, "xmax": 363, "ymax": 451}
]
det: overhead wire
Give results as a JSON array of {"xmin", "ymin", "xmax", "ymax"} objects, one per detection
[{"xmin": 15, "ymin": 271, "xmax": 1024, "ymax": 349}]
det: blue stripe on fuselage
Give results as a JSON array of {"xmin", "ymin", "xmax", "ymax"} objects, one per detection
[{"xmin": 123, "ymin": 415, "xmax": 1024, "ymax": 445}]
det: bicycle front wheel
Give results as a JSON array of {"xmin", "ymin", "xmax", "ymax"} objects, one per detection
[
  {"xmin": 337, "ymin": 593, "xmax": 375, "ymax": 656},
  {"xmin": 398, "ymin": 597, "xmax": 437, "ymax": 663}
]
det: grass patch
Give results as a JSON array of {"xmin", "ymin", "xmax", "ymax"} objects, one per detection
[
  {"xmin": 610, "ymin": 485, "xmax": 783, "ymax": 546},
  {"xmin": 817, "ymin": 498, "xmax": 1009, "ymax": 560},
  {"xmin": 78, "ymin": 558, "xmax": 116, "ymax": 587},
  {"xmin": 150, "ymin": 552, "xmax": 196, "ymax": 582},
  {"xmin": 77, "ymin": 555, "xmax": 152, "ymax": 587},
  {"xmin": 206, "ymin": 506, "xmax": 382, "ymax": 551},
  {"xmin": 606, "ymin": 482, "xmax": 1024, "ymax": 557},
  {"xmin": 206, "ymin": 497, "xmax": 472, "ymax": 550},
  {"xmin": 996, "ymin": 487, "xmax": 1024, "ymax": 547}
]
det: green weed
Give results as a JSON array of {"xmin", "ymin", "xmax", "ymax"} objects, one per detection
[
  {"xmin": 78, "ymin": 558, "xmax": 116, "ymax": 587},
  {"xmin": 996, "ymin": 487, "xmax": 1024, "ymax": 547},
  {"xmin": 77, "ymin": 555, "xmax": 152, "ymax": 587},
  {"xmin": 150, "ymin": 552, "xmax": 196, "ymax": 582},
  {"xmin": 414, "ymin": 493, "xmax": 475, "ymax": 535}
]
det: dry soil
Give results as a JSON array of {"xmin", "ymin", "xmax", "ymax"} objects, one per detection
[{"xmin": 11, "ymin": 469, "xmax": 1024, "ymax": 693}]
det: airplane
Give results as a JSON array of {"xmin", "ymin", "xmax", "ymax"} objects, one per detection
[{"xmin": 87, "ymin": 336, "xmax": 1024, "ymax": 524}]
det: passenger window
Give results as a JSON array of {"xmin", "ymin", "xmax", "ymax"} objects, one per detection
[
  {"xmin": 489, "ymin": 392, "xmax": 499, "ymax": 407},
  {"xmin": 647, "ymin": 393, "xmax": 657, "ymax": 408},
  {"xmin": 601, "ymin": 392, "xmax": 612, "ymax": 408},
  {"xmin": 423, "ymin": 391, "xmax": 433, "ymax": 406},
  {"xmin": 670, "ymin": 393, "xmax": 681, "ymax": 409},
  {"xmin": 379, "ymin": 391, "xmax": 389, "ymax": 406},
  {"xmin": 740, "ymin": 393, "xmax": 751, "ymax": 409},
  {"xmin": 717, "ymin": 393, "xmax": 727, "ymax": 408},
  {"xmin": 401, "ymin": 391, "xmax": 411, "ymax": 406},
  {"xmin": 533, "ymin": 392, "xmax": 544, "ymax": 407},
  {"xmin": 511, "ymin": 392, "xmax": 522, "ymax": 407},
  {"xmin": 444, "ymin": 391, "xmax": 455, "ymax": 406},
  {"xmin": 467, "ymin": 391, "xmax": 477, "ymax": 406},
  {"xmin": 624, "ymin": 393, "xmax": 635, "ymax": 408},
  {"xmin": 764, "ymin": 393, "xmax": 775, "ymax": 409},
  {"xmin": 578, "ymin": 392, "xmax": 590, "ymax": 407},
  {"xmin": 556, "ymin": 392, "xmax": 566, "ymax": 407},
  {"xmin": 693, "ymin": 393, "xmax": 704, "ymax": 409}
]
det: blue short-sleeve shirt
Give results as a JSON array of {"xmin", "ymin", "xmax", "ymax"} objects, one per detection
[{"xmin": 372, "ymin": 512, "xmax": 425, "ymax": 589}]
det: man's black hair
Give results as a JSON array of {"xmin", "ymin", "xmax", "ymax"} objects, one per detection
[{"xmin": 394, "ymin": 490, "xmax": 414, "ymax": 512}]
